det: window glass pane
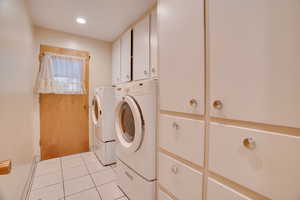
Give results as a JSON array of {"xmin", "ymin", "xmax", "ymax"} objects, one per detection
[
  {"xmin": 52, "ymin": 57, "xmax": 83, "ymax": 80},
  {"xmin": 50, "ymin": 56, "xmax": 84, "ymax": 93}
]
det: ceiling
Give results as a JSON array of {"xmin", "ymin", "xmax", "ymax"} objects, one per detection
[{"xmin": 27, "ymin": 0, "xmax": 156, "ymax": 42}]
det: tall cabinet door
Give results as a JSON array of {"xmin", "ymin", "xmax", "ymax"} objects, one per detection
[
  {"xmin": 209, "ymin": 0, "xmax": 300, "ymax": 128},
  {"xmin": 133, "ymin": 16, "xmax": 150, "ymax": 81},
  {"xmin": 120, "ymin": 29, "xmax": 132, "ymax": 83},
  {"xmin": 150, "ymin": 8, "xmax": 158, "ymax": 78},
  {"xmin": 112, "ymin": 39, "xmax": 121, "ymax": 85},
  {"xmin": 159, "ymin": 0, "xmax": 205, "ymax": 115}
]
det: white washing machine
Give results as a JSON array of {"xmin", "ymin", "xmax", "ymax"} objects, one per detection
[
  {"xmin": 92, "ymin": 87, "xmax": 116, "ymax": 165},
  {"xmin": 114, "ymin": 80, "xmax": 157, "ymax": 200}
]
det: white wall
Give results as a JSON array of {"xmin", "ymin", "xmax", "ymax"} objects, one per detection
[
  {"xmin": 33, "ymin": 26, "xmax": 112, "ymax": 155},
  {"xmin": 0, "ymin": 0, "xmax": 35, "ymax": 199}
]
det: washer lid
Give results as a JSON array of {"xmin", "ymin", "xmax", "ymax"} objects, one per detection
[
  {"xmin": 115, "ymin": 95, "xmax": 144, "ymax": 153},
  {"xmin": 91, "ymin": 95, "xmax": 102, "ymax": 126}
]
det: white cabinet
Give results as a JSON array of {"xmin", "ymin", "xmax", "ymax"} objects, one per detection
[
  {"xmin": 209, "ymin": 0, "xmax": 300, "ymax": 128},
  {"xmin": 207, "ymin": 178, "xmax": 252, "ymax": 200},
  {"xmin": 112, "ymin": 39, "xmax": 121, "ymax": 85},
  {"xmin": 116, "ymin": 159, "xmax": 156, "ymax": 200},
  {"xmin": 158, "ymin": 0, "xmax": 205, "ymax": 115},
  {"xmin": 159, "ymin": 153, "xmax": 203, "ymax": 200},
  {"xmin": 209, "ymin": 123, "xmax": 300, "ymax": 200},
  {"xmin": 160, "ymin": 114, "xmax": 205, "ymax": 166},
  {"xmin": 150, "ymin": 8, "xmax": 158, "ymax": 78},
  {"xmin": 120, "ymin": 29, "xmax": 132, "ymax": 83},
  {"xmin": 133, "ymin": 16, "xmax": 150, "ymax": 81}
]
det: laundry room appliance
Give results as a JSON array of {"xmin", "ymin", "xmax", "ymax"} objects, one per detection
[
  {"xmin": 92, "ymin": 87, "xmax": 116, "ymax": 165},
  {"xmin": 114, "ymin": 79, "xmax": 157, "ymax": 200}
]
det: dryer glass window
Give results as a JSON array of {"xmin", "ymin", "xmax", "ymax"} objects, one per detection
[{"xmin": 120, "ymin": 102, "xmax": 135, "ymax": 143}]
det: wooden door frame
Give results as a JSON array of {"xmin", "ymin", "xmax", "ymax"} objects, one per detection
[{"xmin": 39, "ymin": 44, "xmax": 90, "ymax": 159}]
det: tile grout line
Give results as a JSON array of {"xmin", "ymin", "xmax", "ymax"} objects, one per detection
[
  {"xmin": 61, "ymin": 154, "xmax": 96, "ymax": 199},
  {"xmin": 65, "ymin": 154, "xmax": 95, "ymax": 199},
  {"xmin": 31, "ymin": 169, "xmax": 62, "ymax": 191},
  {"xmin": 60, "ymin": 158, "xmax": 66, "ymax": 200},
  {"xmin": 81, "ymin": 152, "xmax": 123, "ymax": 200},
  {"xmin": 63, "ymin": 153, "xmax": 115, "ymax": 198},
  {"xmin": 81, "ymin": 153, "xmax": 103, "ymax": 200},
  {"xmin": 31, "ymin": 182, "xmax": 62, "ymax": 192},
  {"xmin": 64, "ymin": 187, "xmax": 97, "ymax": 199},
  {"xmin": 31, "ymin": 159, "xmax": 65, "ymax": 198},
  {"xmin": 31, "ymin": 153, "xmax": 122, "ymax": 200}
]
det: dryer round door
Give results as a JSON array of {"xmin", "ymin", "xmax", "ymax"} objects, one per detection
[
  {"xmin": 92, "ymin": 95, "xmax": 102, "ymax": 127},
  {"xmin": 115, "ymin": 96, "xmax": 144, "ymax": 153}
]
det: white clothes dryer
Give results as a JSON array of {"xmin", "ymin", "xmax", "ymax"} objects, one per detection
[
  {"xmin": 92, "ymin": 87, "xmax": 116, "ymax": 165},
  {"xmin": 114, "ymin": 80, "xmax": 157, "ymax": 200}
]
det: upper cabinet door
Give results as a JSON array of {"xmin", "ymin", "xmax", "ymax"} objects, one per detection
[
  {"xmin": 133, "ymin": 16, "xmax": 150, "ymax": 81},
  {"xmin": 209, "ymin": 0, "xmax": 300, "ymax": 128},
  {"xmin": 120, "ymin": 29, "xmax": 132, "ymax": 83},
  {"xmin": 112, "ymin": 39, "xmax": 121, "ymax": 85},
  {"xmin": 158, "ymin": 0, "xmax": 205, "ymax": 115},
  {"xmin": 150, "ymin": 8, "xmax": 158, "ymax": 78}
]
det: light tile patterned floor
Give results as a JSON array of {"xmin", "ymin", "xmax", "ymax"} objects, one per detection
[{"xmin": 29, "ymin": 152, "xmax": 127, "ymax": 200}]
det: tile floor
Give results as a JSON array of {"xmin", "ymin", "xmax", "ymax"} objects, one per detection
[{"xmin": 29, "ymin": 152, "xmax": 127, "ymax": 200}]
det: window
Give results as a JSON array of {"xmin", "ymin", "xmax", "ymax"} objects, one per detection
[{"xmin": 36, "ymin": 53, "xmax": 86, "ymax": 94}]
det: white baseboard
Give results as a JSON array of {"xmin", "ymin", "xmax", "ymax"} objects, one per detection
[{"xmin": 22, "ymin": 156, "xmax": 39, "ymax": 200}]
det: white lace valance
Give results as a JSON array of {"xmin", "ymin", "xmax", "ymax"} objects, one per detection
[{"xmin": 36, "ymin": 52, "xmax": 87, "ymax": 94}]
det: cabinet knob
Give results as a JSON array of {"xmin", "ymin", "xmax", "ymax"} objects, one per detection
[
  {"xmin": 213, "ymin": 100, "xmax": 223, "ymax": 110},
  {"xmin": 171, "ymin": 165, "xmax": 178, "ymax": 175},
  {"xmin": 151, "ymin": 67, "xmax": 155, "ymax": 73},
  {"xmin": 172, "ymin": 122, "xmax": 180, "ymax": 130},
  {"xmin": 126, "ymin": 75, "xmax": 130, "ymax": 79},
  {"xmin": 83, "ymin": 105, "xmax": 87, "ymax": 110},
  {"xmin": 189, "ymin": 99, "xmax": 198, "ymax": 107},
  {"xmin": 243, "ymin": 137, "xmax": 256, "ymax": 149},
  {"xmin": 144, "ymin": 70, "xmax": 148, "ymax": 75}
]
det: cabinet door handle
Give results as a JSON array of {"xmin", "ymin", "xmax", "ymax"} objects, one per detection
[
  {"xmin": 83, "ymin": 105, "xmax": 87, "ymax": 110},
  {"xmin": 172, "ymin": 122, "xmax": 180, "ymax": 130},
  {"xmin": 171, "ymin": 165, "xmax": 178, "ymax": 175},
  {"xmin": 243, "ymin": 137, "xmax": 256, "ymax": 149},
  {"xmin": 151, "ymin": 67, "xmax": 155, "ymax": 73},
  {"xmin": 189, "ymin": 99, "xmax": 198, "ymax": 107},
  {"xmin": 213, "ymin": 100, "xmax": 223, "ymax": 110}
]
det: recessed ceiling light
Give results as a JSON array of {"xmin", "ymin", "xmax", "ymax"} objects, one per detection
[{"xmin": 76, "ymin": 17, "xmax": 87, "ymax": 24}]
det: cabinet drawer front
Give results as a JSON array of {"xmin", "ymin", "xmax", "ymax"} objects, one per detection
[
  {"xmin": 207, "ymin": 178, "xmax": 252, "ymax": 200},
  {"xmin": 158, "ymin": 190, "xmax": 173, "ymax": 200},
  {"xmin": 209, "ymin": 123, "xmax": 300, "ymax": 200},
  {"xmin": 159, "ymin": 153, "xmax": 203, "ymax": 200},
  {"xmin": 116, "ymin": 159, "xmax": 156, "ymax": 200},
  {"xmin": 159, "ymin": 114, "xmax": 204, "ymax": 166}
]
